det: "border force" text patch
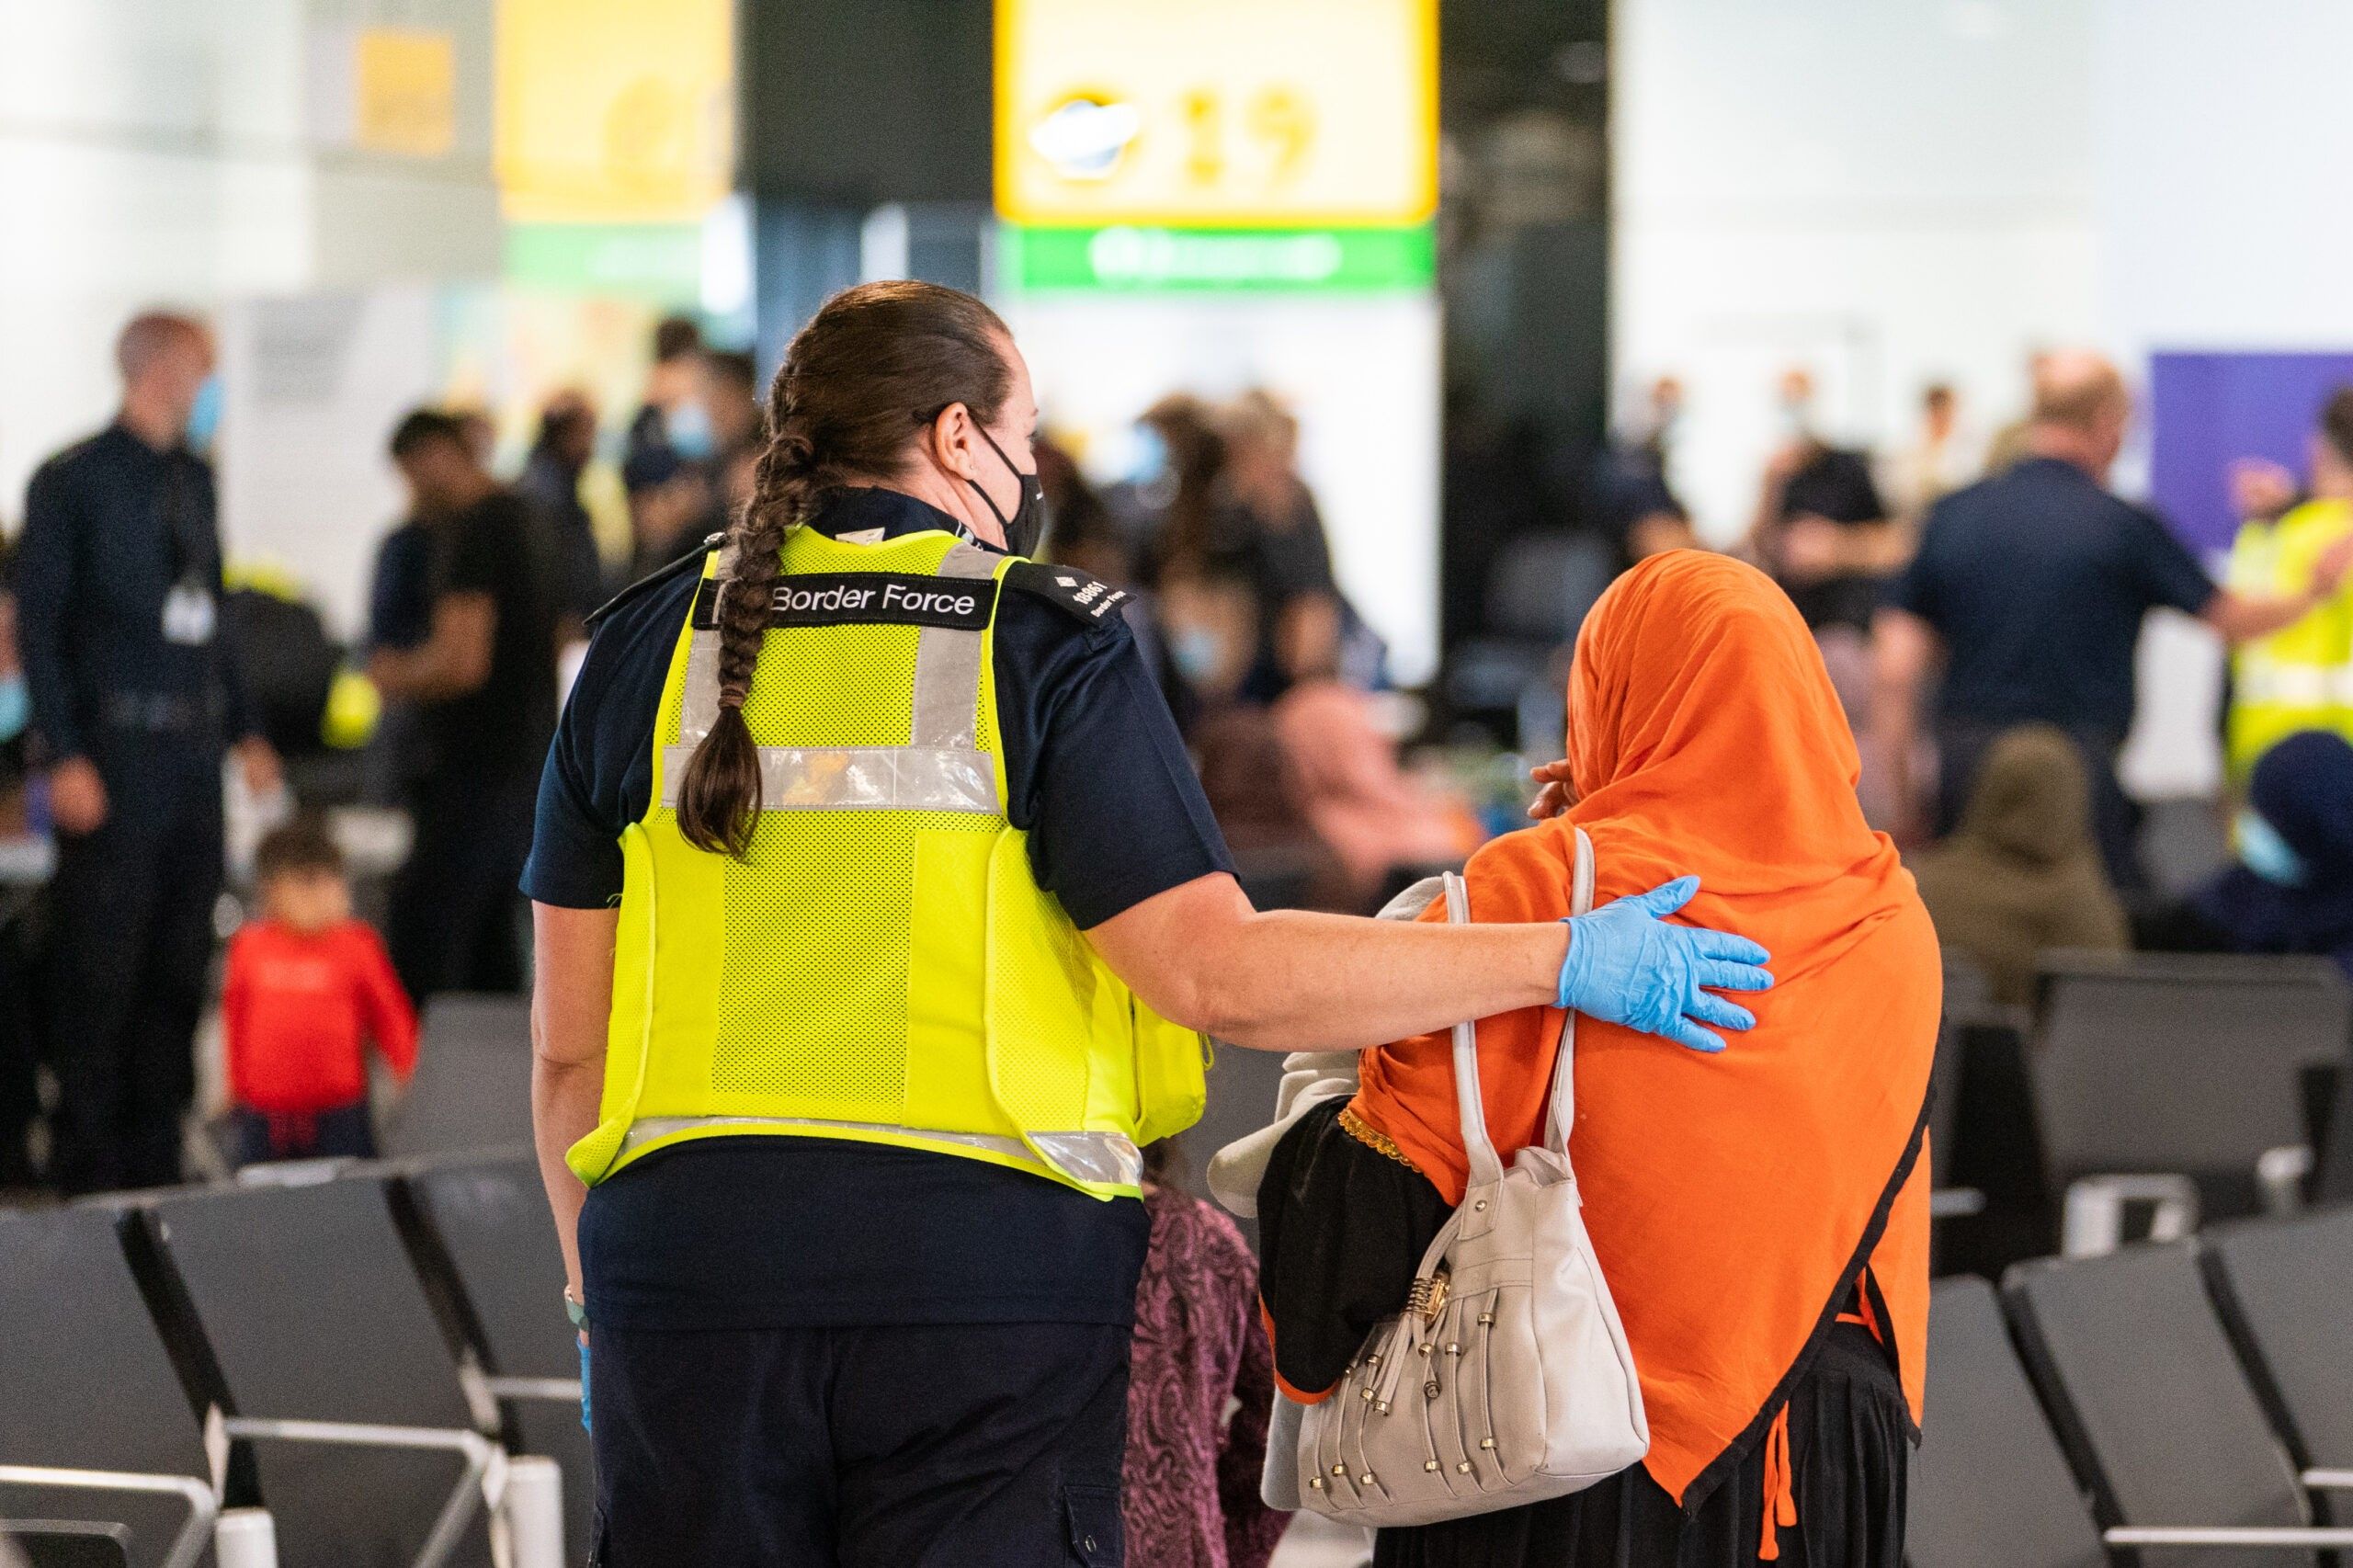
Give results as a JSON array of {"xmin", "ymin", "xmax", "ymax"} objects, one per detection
[{"xmin": 692, "ymin": 573, "xmax": 998, "ymax": 631}]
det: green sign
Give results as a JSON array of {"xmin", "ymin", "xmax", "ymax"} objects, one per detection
[
  {"xmin": 504, "ymin": 222, "xmax": 703, "ymax": 303},
  {"xmin": 1006, "ymin": 223, "xmax": 1433, "ymax": 293}
]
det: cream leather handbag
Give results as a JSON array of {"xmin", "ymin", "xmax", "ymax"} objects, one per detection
[{"xmin": 1293, "ymin": 832, "xmax": 1649, "ymax": 1528}]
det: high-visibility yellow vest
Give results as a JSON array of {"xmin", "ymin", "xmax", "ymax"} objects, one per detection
[
  {"xmin": 566, "ymin": 526, "xmax": 1208, "ymax": 1199},
  {"xmin": 2227, "ymin": 498, "xmax": 2353, "ymax": 778}
]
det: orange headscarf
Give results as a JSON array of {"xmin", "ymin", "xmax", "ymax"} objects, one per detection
[{"xmin": 1351, "ymin": 551, "xmax": 1938, "ymax": 1508}]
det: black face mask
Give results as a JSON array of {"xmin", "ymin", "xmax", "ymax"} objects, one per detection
[{"xmin": 970, "ymin": 426, "xmax": 1051, "ymax": 558}]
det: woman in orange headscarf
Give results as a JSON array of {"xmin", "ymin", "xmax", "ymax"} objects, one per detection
[{"xmin": 1261, "ymin": 551, "xmax": 1938, "ymax": 1567}]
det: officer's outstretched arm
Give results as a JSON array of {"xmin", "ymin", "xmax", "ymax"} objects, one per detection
[
  {"xmin": 530, "ymin": 903, "xmax": 618, "ymax": 1306},
  {"xmin": 1086, "ymin": 870, "xmax": 1771, "ymax": 1055}
]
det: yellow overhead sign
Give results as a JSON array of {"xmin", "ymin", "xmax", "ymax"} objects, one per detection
[
  {"xmin": 494, "ymin": 0, "xmax": 734, "ymax": 224},
  {"xmin": 995, "ymin": 0, "xmax": 1438, "ymax": 229},
  {"xmin": 355, "ymin": 28, "xmax": 457, "ymax": 159}
]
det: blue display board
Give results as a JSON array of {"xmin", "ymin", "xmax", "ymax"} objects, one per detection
[{"xmin": 2149, "ymin": 350, "xmax": 2353, "ymax": 556}]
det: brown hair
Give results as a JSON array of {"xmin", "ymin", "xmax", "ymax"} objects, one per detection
[
  {"xmin": 673, "ymin": 280, "xmax": 1015, "ymax": 857},
  {"xmin": 254, "ymin": 817, "xmax": 344, "ymax": 886}
]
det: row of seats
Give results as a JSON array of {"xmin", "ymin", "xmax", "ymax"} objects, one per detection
[
  {"xmin": 0, "ymin": 1152, "xmax": 581, "ymax": 1568},
  {"xmin": 1913, "ymin": 1206, "xmax": 2353, "ymax": 1565},
  {"xmin": 1928, "ymin": 951, "xmax": 2353, "ymax": 1278}
]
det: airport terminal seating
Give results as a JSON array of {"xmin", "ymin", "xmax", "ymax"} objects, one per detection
[
  {"xmin": 0, "ymin": 1208, "xmax": 216, "ymax": 1568},
  {"xmin": 383, "ymin": 995, "xmax": 534, "ymax": 1160},
  {"xmin": 405, "ymin": 1155, "xmax": 595, "ymax": 1557},
  {"xmin": 2202, "ymin": 1207, "xmax": 2353, "ymax": 1506},
  {"xmin": 137, "ymin": 1175, "xmax": 501, "ymax": 1567},
  {"xmin": 1915, "ymin": 1217, "xmax": 2353, "ymax": 1565},
  {"xmin": 2032, "ymin": 951, "xmax": 2352, "ymax": 1247}
]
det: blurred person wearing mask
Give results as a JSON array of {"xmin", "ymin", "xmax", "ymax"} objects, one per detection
[
  {"xmin": 705, "ymin": 349, "xmax": 765, "ymax": 460},
  {"xmin": 1219, "ymin": 391, "xmax": 1354, "ymax": 697},
  {"xmin": 15, "ymin": 310, "xmax": 281, "ymax": 1193},
  {"xmin": 1107, "ymin": 392, "xmax": 1208, "ymax": 553},
  {"xmin": 371, "ymin": 410, "xmax": 560, "ymax": 1001},
  {"xmin": 621, "ymin": 446, "xmax": 715, "ymax": 586},
  {"xmin": 1591, "ymin": 375, "xmax": 1699, "ymax": 564},
  {"xmin": 1750, "ymin": 367, "xmax": 1906, "ymax": 634},
  {"xmin": 2221, "ymin": 388, "xmax": 2353, "ymax": 778},
  {"xmin": 525, "ymin": 281, "xmax": 1771, "ymax": 1564},
  {"xmin": 2141, "ymin": 730, "xmax": 2353, "ymax": 980},
  {"xmin": 1875, "ymin": 350, "xmax": 2353, "ymax": 889},
  {"xmin": 626, "ymin": 314, "xmax": 716, "ymax": 472},
  {"xmin": 1907, "ymin": 724, "xmax": 2128, "ymax": 1005},
  {"xmin": 521, "ymin": 391, "xmax": 608, "ymax": 627},
  {"xmin": 704, "ymin": 349, "xmax": 767, "ymax": 536}
]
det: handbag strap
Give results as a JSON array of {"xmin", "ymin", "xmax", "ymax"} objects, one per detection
[
  {"xmin": 1543, "ymin": 827, "xmax": 1596, "ymax": 1153},
  {"xmin": 1443, "ymin": 828, "xmax": 1597, "ymax": 1187},
  {"xmin": 1442, "ymin": 872, "xmax": 1507, "ymax": 1188}
]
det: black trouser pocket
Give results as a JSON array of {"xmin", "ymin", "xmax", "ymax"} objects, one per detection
[{"xmin": 1062, "ymin": 1483, "xmax": 1123, "ymax": 1565}]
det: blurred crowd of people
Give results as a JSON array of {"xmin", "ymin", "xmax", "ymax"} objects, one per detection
[
  {"xmin": 0, "ymin": 308, "xmax": 1493, "ymax": 1207},
  {"xmin": 5, "ymin": 306, "xmax": 2353, "ymax": 1221},
  {"xmin": 1589, "ymin": 350, "xmax": 2353, "ymax": 1005}
]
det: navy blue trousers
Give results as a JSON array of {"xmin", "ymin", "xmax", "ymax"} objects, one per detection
[{"xmin": 589, "ymin": 1320, "xmax": 1130, "ymax": 1567}]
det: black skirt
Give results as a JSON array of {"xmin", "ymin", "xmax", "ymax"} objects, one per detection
[
  {"xmin": 1257, "ymin": 1101, "xmax": 1912, "ymax": 1568},
  {"xmin": 1371, "ymin": 1324, "xmax": 1910, "ymax": 1568}
]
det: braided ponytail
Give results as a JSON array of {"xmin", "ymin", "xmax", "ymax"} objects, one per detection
[{"xmin": 671, "ymin": 280, "xmax": 1014, "ymax": 858}]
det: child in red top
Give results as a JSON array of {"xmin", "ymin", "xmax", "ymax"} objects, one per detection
[{"xmin": 223, "ymin": 821, "xmax": 417, "ymax": 1166}]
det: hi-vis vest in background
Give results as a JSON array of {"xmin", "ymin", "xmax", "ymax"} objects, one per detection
[
  {"xmin": 2227, "ymin": 498, "xmax": 2353, "ymax": 778},
  {"xmin": 566, "ymin": 526, "xmax": 1208, "ymax": 1199}
]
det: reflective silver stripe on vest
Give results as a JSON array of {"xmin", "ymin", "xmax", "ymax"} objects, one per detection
[
  {"xmin": 671, "ymin": 538, "xmax": 1003, "ymax": 812},
  {"xmin": 618, "ymin": 1115, "xmax": 1142, "ymax": 1188},
  {"xmin": 908, "ymin": 543, "xmax": 1000, "ymax": 749},
  {"xmin": 2237, "ymin": 658, "xmax": 2353, "ymax": 707},
  {"xmin": 676, "ymin": 540, "xmax": 739, "ymax": 747},
  {"xmin": 659, "ymin": 743, "xmax": 998, "ymax": 812}
]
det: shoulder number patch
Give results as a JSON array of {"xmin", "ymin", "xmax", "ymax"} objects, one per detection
[
  {"xmin": 692, "ymin": 572, "xmax": 998, "ymax": 631},
  {"xmin": 1003, "ymin": 560, "xmax": 1133, "ymax": 626}
]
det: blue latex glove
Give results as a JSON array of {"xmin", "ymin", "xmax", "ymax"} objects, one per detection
[
  {"xmin": 578, "ymin": 1336, "xmax": 591, "ymax": 1434},
  {"xmin": 1556, "ymin": 876, "xmax": 1773, "ymax": 1053}
]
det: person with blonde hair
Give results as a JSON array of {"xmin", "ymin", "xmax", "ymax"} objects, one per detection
[{"xmin": 1876, "ymin": 348, "xmax": 2353, "ymax": 886}]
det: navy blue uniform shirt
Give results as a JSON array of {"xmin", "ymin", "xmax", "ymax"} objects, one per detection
[
  {"xmin": 15, "ymin": 425, "xmax": 253, "ymax": 779},
  {"xmin": 1885, "ymin": 456, "xmax": 2218, "ymax": 737},
  {"xmin": 524, "ymin": 486, "xmax": 1235, "ymax": 1330}
]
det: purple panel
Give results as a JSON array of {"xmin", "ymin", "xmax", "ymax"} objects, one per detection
[{"xmin": 2149, "ymin": 351, "xmax": 2353, "ymax": 556}]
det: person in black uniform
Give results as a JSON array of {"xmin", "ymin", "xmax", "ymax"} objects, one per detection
[
  {"xmin": 14, "ymin": 311, "xmax": 280, "ymax": 1194},
  {"xmin": 526, "ymin": 283, "xmax": 1778, "ymax": 1566},
  {"xmin": 518, "ymin": 390, "xmax": 608, "ymax": 627},
  {"xmin": 372, "ymin": 410, "xmax": 559, "ymax": 1001}
]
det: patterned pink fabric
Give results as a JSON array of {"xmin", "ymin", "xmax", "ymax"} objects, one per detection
[{"xmin": 1123, "ymin": 1186, "xmax": 1289, "ymax": 1568}]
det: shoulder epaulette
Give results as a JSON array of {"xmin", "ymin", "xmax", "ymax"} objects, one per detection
[
  {"xmin": 584, "ymin": 532, "xmax": 723, "ymax": 631},
  {"xmin": 1001, "ymin": 559, "xmax": 1133, "ymax": 629}
]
